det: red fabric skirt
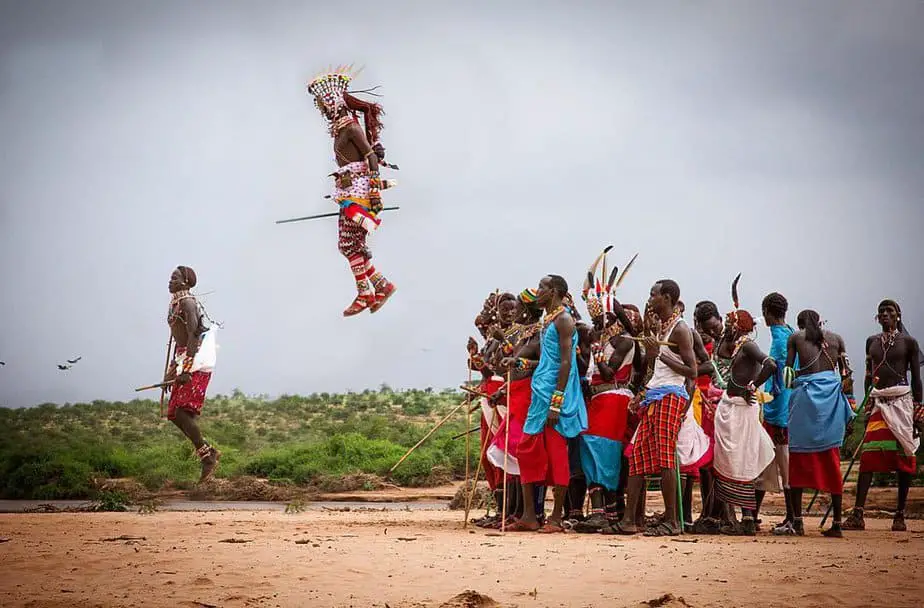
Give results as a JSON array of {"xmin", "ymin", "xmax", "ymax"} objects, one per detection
[
  {"xmin": 629, "ymin": 393, "xmax": 686, "ymax": 477},
  {"xmin": 167, "ymin": 371, "xmax": 211, "ymax": 420},
  {"xmin": 517, "ymin": 426, "xmax": 570, "ymax": 487},
  {"xmin": 789, "ymin": 448, "xmax": 843, "ymax": 494},
  {"xmin": 585, "ymin": 389, "xmax": 630, "ymax": 441},
  {"xmin": 489, "ymin": 377, "xmax": 532, "ymax": 472},
  {"xmin": 479, "ymin": 377, "xmax": 505, "ymax": 490},
  {"xmin": 762, "ymin": 421, "xmax": 789, "ymax": 446}
]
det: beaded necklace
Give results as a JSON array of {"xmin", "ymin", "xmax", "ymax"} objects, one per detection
[{"xmin": 657, "ymin": 311, "xmax": 682, "ymax": 341}]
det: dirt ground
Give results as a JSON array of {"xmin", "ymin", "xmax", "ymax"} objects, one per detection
[{"xmin": 1, "ymin": 504, "xmax": 922, "ymax": 608}]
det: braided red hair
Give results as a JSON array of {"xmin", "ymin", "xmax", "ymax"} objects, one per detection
[{"xmin": 343, "ymin": 92, "xmax": 384, "ymax": 144}]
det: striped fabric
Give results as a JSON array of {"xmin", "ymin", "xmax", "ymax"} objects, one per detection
[
  {"xmin": 714, "ymin": 474, "xmax": 757, "ymax": 511},
  {"xmin": 859, "ymin": 410, "xmax": 917, "ymax": 474}
]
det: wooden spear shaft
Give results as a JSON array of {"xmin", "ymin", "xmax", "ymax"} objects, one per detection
[
  {"xmin": 463, "ymin": 366, "xmax": 473, "ymax": 529},
  {"xmin": 501, "ymin": 370, "xmax": 512, "ymax": 533},
  {"xmin": 389, "ymin": 400, "xmax": 468, "ymax": 475},
  {"xmin": 159, "ymin": 335, "xmax": 174, "ymax": 418}
]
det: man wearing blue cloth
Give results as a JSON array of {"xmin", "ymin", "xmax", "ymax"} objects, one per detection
[
  {"xmin": 783, "ymin": 310, "xmax": 855, "ymax": 538},
  {"xmin": 761, "ymin": 292, "xmax": 797, "ymax": 533},
  {"xmin": 510, "ymin": 275, "xmax": 588, "ymax": 533}
]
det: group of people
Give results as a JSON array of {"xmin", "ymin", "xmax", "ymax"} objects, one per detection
[{"xmin": 466, "ymin": 271, "xmax": 922, "ymax": 537}]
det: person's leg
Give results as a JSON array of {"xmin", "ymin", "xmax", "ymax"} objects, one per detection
[
  {"xmin": 843, "ymin": 472, "xmax": 872, "ymax": 530},
  {"xmin": 822, "ymin": 494, "xmax": 844, "ymax": 538},
  {"xmin": 893, "ymin": 471, "xmax": 911, "ymax": 531}
]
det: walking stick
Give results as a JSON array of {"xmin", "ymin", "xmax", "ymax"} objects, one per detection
[
  {"xmin": 501, "ymin": 370, "xmax": 512, "ymax": 533},
  {"xmin": 806, "ymin": 384, "xmax": 874, "ymax": 514},
  {"xmin": 465, "ymin": 423, "xmax": 488, "ymax": 520},
  {"xmin": 389, "ymin": 400, "xmax": 469, "ymax": 475},
  {"xmin": 463, "ymin": 365, "xmax": 473, "ymax": 528},
  {"xmin": 676, "ymin": 450, "xmax": 685, "ymax": 534},
  {"xmin": 159, "ymin": 335, "xmax": 174, "ymax": 419}
]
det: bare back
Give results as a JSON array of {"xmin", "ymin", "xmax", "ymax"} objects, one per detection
[{"xmin": 790, "ymin": 330, "xmax": 843, "ymax": 376}]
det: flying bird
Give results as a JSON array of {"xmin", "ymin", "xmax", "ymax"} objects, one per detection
[
  {"xmin": 57, "ymin": 364, "xmax": 71, "ymax": 371},
  {"xmin": 67, "ymin": 356, "xmax": 82, "ymax": 364},
  {"xmin": 0, "ymin": 361, "xmax": 5, "ymax": 366}
]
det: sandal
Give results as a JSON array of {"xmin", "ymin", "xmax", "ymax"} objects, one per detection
[
  {"xmin": 506, "ymin": 520, "xmax": 540, "ymax": 532},
  {"xmin": 537, "ymin": 522, "xmax": 566, "ymax": 534},
  {"xmin": 644, "ymin": 522, "xmax": 681, "ymax": 537},
  {"xmin": 601, "ymin": 520, "xmax": 638, "ymax": 535}
]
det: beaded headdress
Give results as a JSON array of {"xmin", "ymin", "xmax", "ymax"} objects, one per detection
[
  {"xmin": 306, "ymin": 65, "xmax": 358, "ymax": 116},
  {"xmin": 581, "ymin": 249, "xmax": 639, "ymax": 336}
]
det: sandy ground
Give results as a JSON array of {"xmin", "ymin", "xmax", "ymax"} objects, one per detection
[{"xmin": 1, "ymin": 505, "xmax": 922, "ymax": 608}]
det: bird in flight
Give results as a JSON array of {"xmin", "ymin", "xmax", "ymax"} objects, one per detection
[
  {"xmin": 67, "ymin": 356, "xmax": 82, "ymax": 364},
  {"xmin": 57, "ymin": 364, "xmax": 72, "ymax": 371}
]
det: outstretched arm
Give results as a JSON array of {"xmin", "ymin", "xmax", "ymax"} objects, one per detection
[{"xmin": 864, "ymin": 336, "xmax": 875, "ymax": 398}]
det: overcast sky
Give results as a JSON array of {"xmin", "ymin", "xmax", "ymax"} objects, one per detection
[{"xmin": 1, "ymin": 1, "xmax": 922, "ymax": 407}]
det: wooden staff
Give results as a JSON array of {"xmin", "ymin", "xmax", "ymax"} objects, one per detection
[
  {"xmin": 501, "ymin": 370, "xmax": 512, "ymax": 533},
  {"xmin": 389, "ymin": 400, "xmax": 468, "ymax": 475},
  {"xmin": 463, "ymin": 365, "xmax": 473, "ymax": 529},
  {"xmin": 465, "ymin": 424, "xmax": 488, "ymax": 521},
  {"xmin": 159, "ymin": 335, "xmax": 174, "ymax": 418}
]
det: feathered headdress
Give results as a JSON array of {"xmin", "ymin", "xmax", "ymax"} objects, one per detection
[
  {"xmin": 726, "ymin": 273, "xmax": 755, "ymax": 334},
  {"xmin": 306, "ymin": 65, "xmax": 386, "ymax": 146},
  {"xmin": 581, "ymin": 248, "xmax": 639, "ymax": 337}
]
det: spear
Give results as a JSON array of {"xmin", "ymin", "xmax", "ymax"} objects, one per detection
[
  {"xmin": 276, "ymin": 206, "xmax": 400, "ymax": 225},
  {"xmin": 389, "ymin": 400, "xmax": 468, "ymax": 475}
]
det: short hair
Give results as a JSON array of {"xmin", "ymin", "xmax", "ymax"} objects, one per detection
[
  {"xmin": 694, "ymin": 300, "xmax": 720, "ymax": 325},
  {"xmin": 762, "ymin": 292, "xmax": 788, "ymax": 319},
  {"xmin": 177, "ymin": 266, "xmax": 197, "ymax": 288},
  {"xmin": 655, "ymin": 279, "xmax": 680, "ymax": 305},
  {"xmin": 547, "ymin": 274, "xmax": 569, "ymax": 297}
]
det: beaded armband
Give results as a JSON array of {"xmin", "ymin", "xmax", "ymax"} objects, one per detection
[
  {"xmin": 470, "ymin": 354, "xmax": 486, "ymax": 370},
  {"xmin": 502, "ymin": 341, "xmax": 515, "ymax": 356},
  {"xmin": 515, "ymin": 357, "xmax": 536, "ymax": 371},
  {"xmin": 181, "ymin": 355, "xmax": 194, "ymax": 374},
  {"xmin": 782, "ymin": 366, "xmax": 795, "ymax": 389},
  {"xmin": 550, "ymin": 390, "xmax": 565, "ymax": 410}
]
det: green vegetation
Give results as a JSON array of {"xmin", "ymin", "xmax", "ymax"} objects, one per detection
[{"xmin": 0, "ymin": 387, "xmax": 476, "ymax": 500}]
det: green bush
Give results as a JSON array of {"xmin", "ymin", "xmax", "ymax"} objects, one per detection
[{"xmin": 0, "ymin": 388, "xmax": 472, "ymax": 499}]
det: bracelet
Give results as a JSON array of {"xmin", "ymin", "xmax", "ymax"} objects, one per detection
[
  {"xmin": 550, "ymin": 391, "xmax": 565, "ymax": 408},
  {"xmin": 549, "ymin": 406, "xmax": 561, "ymax": 415},
  {"xmin": 181, "ymin": 356, "xmax": 193, "ymax": 374},
  {"xmin": 502, "ymin": 341, "xmax": 514, "ymax": 356}
]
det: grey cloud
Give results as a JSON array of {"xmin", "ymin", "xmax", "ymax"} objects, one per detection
[{"xmin": 1, "ymin": 1, "xmax": 922, "ymax": 406}]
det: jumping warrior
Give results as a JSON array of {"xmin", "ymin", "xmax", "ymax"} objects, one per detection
[{"xmin": 306, "ymin": 66, "xmax": 397, "ymax": 316}]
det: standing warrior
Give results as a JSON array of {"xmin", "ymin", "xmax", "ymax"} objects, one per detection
[
  {"xmin": 761, "ymin": 292, "xmax": 797, "ymax": 533},
  {"xmin": 613, "ymin": 280, "xmax": 698, "ymax": 536},
  {"xmin": 165, "ymin": 266, "xmax": 219, "ymax": 482},
  {"xmin": 306, "ymin": 66, "xmax": 397, "ymax": 316},
  {"xmin": 784, "ymin": 310, "xmax": 855, "ymax": 537},
  {"xmin": 574, "ymin": 290, "xmax": 640, "ymax": 533},
  {"xmin": 509, "ymin": 275, "xmax": 588, "ymax": 532},
  {"xmin": 711, "ymin": 308, "xmax": 777, "ymax": 536},
  {"xmin": 843, "ymin": 299, "xmax": 922, "ymax": 532}
]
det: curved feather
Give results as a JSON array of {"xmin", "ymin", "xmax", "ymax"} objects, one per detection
[
  {"xmin": 614, "ymin": 253, "xmax": 639, "ymax": 291},
  {"xmin": 731, "ymin": 273, "xmax": 742, "ymax": 310}
]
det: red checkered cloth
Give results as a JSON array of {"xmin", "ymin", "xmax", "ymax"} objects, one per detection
[
  {"xmin": 629, "ymin": 392, "xmax": 686, "ymax": 476},
  {"xmin": 167, "ymin": 371, "xmax": 212, "ymax": 420}
]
